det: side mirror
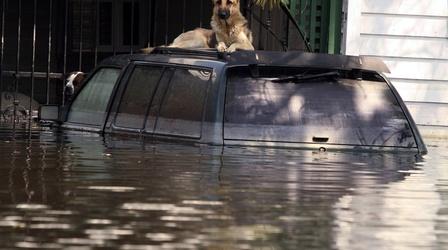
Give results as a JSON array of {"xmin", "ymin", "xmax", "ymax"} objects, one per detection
[{"xmin": 39, "ymin": 105, "xmax": 60, "ymax": 122}]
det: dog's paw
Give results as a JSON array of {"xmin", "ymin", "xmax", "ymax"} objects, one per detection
[
  {"xmin": 226, "ymin": 45, "xmax": 237, "ymax": 53},
  {"xmin": 217, "ymin": 42, "xmax": 227, "ymax": 52}
]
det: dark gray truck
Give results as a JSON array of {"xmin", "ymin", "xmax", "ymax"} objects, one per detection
[{"xmin": 41, "ymin": 48, "xmax": 427, "ymax": 154}]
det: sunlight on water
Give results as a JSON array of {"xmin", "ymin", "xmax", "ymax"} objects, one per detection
[
  {"xmin": 85, "ymin": 186, "xmax": 139, "ymax": 192},
  {"xmin": 29, "ymin": 223, "xmax": 72, "ymax": 230},
  {"xmin": 15, "ymin": 241, "xmax": 61, "ymax": 249},
  {"xmin": 203, "ymin": 224, "xmax": 282, "ymax": 241},
  {"xmin": 85, "ymin": 229, "xmax": 134, "ymax": 240},
  {"xmin": 145, "ymin": 233, "xmax": 176, "ymax": 242},
  {"xmin": 57, "ymin": 238, "xmax": 106, "ymax": 246},
  {"xmin": 181, "ymin": 200, "xmax": 224, "ymax": 206},
  {"xmin": 160, "ymin": 216, "xmax": 203, "ymax": 222},
  {"xmin": 0, "ymin": 125, "xmax": 447, "ymax": 249},
  {"xmin": 121, "ymin": 203, "xmax": 213, "ymax": 215},
  {"xmin": 0, "ymin": 220, "xmax": 26, "ymax": 228},
  {"xmin": 16, "ymin": 204, "xmax": 49, "ymax": 210},
  {"xmin": 86, "ymin": 219, "xmax": 113, "ymax": 225}
]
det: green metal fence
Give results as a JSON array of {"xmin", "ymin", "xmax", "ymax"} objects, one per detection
[{"xmin": 289, "ymin": 0, "xmax": 342, "ymax": 54}]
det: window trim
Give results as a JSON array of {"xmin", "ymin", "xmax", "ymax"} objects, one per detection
[
  {"xmin": 112, "ymin": 64, "xmax": 166, "ymax": 131},
  {"xmin": 111, "ymin": 62, "xmax": 213, "ymax": 140},
  {"xmin": 379, "ymin": 72, "xmax": 426, "ymax": 153},
  {"xmin": 153, "ymin": 67, "xmax": 212, "ymax": 139},
  {"xmin": 64, "ymin": 65, "xmax": 124, "ymax": 129}
]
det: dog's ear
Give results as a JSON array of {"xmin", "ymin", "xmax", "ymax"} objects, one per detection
[{"xmin": 232, "ymin": 0, "xmax": 241, "ymax": 7}]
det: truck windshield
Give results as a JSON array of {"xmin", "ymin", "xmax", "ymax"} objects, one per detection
[{"xmin": 224, "ymin": 69, "xmax": 416, "ymax": 148}]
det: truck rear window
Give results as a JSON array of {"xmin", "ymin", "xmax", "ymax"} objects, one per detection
[{"xmin": 224, "ymin": 70, "xmax": 416, "ymax": 148}]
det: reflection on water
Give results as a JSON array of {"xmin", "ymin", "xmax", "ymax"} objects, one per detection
[{"xmin": 0, "ymin": 124, "xmax": 447, "ymax": 249}]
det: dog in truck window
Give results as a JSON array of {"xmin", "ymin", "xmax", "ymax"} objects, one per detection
[
  {"xmin": 168, "ymin": 0, "xmax": 254, "ymax": 52},
  {"xmin": 64, "ymin": 71, "xmax": 86, "ymax": 103}
]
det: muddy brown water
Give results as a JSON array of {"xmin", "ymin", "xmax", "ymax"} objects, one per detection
[{"xmin": 0, "ymin": 123, "xmax": 447, "ymax": 249}]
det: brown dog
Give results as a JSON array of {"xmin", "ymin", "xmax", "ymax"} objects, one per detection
[
  {"xmin": 211, "ymin": 0, "xmax": 254, "ymax": 52},
  {"xmin": 169, "ymin": 28, "xmax": 216, "ymax": 49},
  {"xmin": 169, "ymin": 0, "xmax": 254, "ymax": 52}
]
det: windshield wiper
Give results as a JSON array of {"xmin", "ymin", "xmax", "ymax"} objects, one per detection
[{"xmin": 272, "ymin": 71, "xmax": 340, "ymax": 83}]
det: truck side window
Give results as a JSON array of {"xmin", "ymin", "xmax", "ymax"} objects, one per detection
[
  {"xmin": 115, "ymin": 66, "xmax": 163, "ymax": 129},
  {"xmin": 155, "ymin": 68, "xmax": 211, "ymax": 138},
  {"xmin": 67, "ymin": 68, "xmax": 121, "ymax": 126}
]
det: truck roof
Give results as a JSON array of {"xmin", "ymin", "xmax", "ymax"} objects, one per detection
[{"xmin": 99, "ymin": 47, "xmax": 390, "ymax": 73}]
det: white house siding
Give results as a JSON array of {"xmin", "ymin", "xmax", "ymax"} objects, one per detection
[{"xmin": 343, "ymin": 0, "xmax": 448, "ymax": 138}]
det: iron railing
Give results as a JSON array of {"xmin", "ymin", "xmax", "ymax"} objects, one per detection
[{"xmin": 0, "ymin": 0, "xmax": 309, "ymax": 123}]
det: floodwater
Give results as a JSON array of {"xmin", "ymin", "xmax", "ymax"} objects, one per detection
[{"xmin": 0, "ymin": 124, "xmax": 447, "ymax": 250}]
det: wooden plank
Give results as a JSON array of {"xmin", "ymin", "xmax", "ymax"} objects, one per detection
[
  {"xmin": 362, "ymin": 0, "xmax": 448, "ymax": 17},
  {"xmin": 344, "ymin": 0, "xmax": 362, "ymax": 55},
  {"xmin": 391, "ymin": 79, "xmax": 448, "ymax": 103},
  {"xmin": 418, "ymin": 126, "xmax": 448, "ymax": 139},
  {"xmin": 343, "ymin": 0, "xmax": 448, "ymax": 129},
  {"xmin": 360, "ymin": 14, "xmax": 448, "ymax": 38},
  {"xmin": 381, "ymin": 58, "xmax": 448, "ymax": 81},
  {"xmin": 406, "ymin": 102, "xmax": 448, "ymax": 127},
  {"xmin": 359, "ymin": 35, "xmax": 448, "ymax": 59}
]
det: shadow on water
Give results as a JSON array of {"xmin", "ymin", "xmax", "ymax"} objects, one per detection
[{"xmin": 0, "ymin": 123, "xmax": 446, "ymax": 249}]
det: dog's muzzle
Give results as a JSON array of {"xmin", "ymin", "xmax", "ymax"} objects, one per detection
[{"xmin": 218, "ymin": 10, "xmax": 230, "ymax": 20}]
